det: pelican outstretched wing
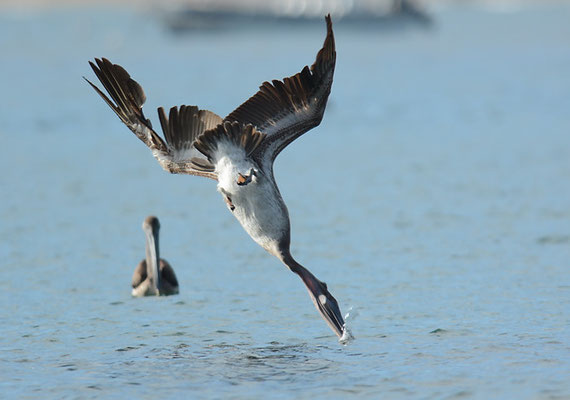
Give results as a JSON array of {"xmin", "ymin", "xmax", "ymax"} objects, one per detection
[
  {"xmin": 85, "ymin": 58, "xmax": 221, "ymax": 180},
  {"xmin": 224, "ymin": 14, "xmax": 335, "ymax": 167}
]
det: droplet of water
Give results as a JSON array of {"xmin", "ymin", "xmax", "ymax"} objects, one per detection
[{"xmin": 344, "ymin": 306, "xmax": 359, "ymax": 322}]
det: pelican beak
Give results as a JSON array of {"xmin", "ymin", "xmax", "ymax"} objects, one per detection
[
  {"xmin": 311, "ymin": 283, "xmax": 345, "ymax": 339},
  {"xmin": 144, "ymin": 225, "xmax": 161, "ymax": 296},
  {"xmin": 301, "ymin": 274, "xmax": 346, "ymax": 339}
]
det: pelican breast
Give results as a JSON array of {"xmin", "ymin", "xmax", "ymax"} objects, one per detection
[{"xmin": 215, "ymin": 152, "xmax": 290, "ymax": 258}]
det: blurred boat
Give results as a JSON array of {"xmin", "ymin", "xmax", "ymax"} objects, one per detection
[{"xmin": 162, "ymin": 0, "xmax": 432, "ymax": 32}]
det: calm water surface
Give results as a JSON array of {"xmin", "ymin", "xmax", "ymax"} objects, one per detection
[{"xmin": 1, "ymin": 3, "xmax": 569, "ymax": 399}]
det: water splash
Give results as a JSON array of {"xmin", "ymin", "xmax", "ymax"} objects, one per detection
[{"xmin": 339, "ymin": 306, "xmax": 358, "ymax": 345}]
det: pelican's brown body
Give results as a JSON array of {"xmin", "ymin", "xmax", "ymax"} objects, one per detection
[{"xmin": 131, "ymin": 216, "xmax": 179, "ymax": 297}]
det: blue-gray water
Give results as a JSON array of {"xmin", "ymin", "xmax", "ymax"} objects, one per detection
[{"xmin": 1, "ymin": 3, "xmax": 569, "ymax": 399}]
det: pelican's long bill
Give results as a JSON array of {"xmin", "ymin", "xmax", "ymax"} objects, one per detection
[
  {"xmin": 143, "ymin": 218, "xmax": 161, "ymax": 295},
  {"xmin": 301, "ymin": 269, "xmax": 346, "ymax": 338}
]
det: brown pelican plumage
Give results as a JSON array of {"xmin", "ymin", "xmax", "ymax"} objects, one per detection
[
  {"xmin": 132, "ymin": 216, "xmax": 179, "ymax": 297},
  {"xmin": 86, "ymin": 15, "xmax": 348, "ymax": 340}
]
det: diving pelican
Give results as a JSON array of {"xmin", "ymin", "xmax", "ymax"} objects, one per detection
[
  {"xmin": 132, "ymin": 216, "xmax": 179, "ymax": 297},
  {"xmin": 86, "ymin": 15, "xmax": 347, "ymax": 339}
]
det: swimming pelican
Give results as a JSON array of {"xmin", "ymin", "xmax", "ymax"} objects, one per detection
[
  {"xmin": 86, "ymin": 15, "xmax": 347, "ymax": 339},
  {"xmin": 132, "ymin": 216, "xmax": 179, "ymax": 297}
]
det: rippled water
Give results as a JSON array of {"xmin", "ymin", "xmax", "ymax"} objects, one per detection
[{"xmin": 1, "ymin": 3, "xmax": 569, "ymax": 399}]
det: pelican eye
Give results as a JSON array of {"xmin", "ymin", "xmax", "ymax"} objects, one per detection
[
  {"xmin": 237, "ymin": 168, "xmax": 256, "ymax": 186},
  {"xmin": 237, "ymin": 173, "xmax": 250, "ymax": 186}
]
